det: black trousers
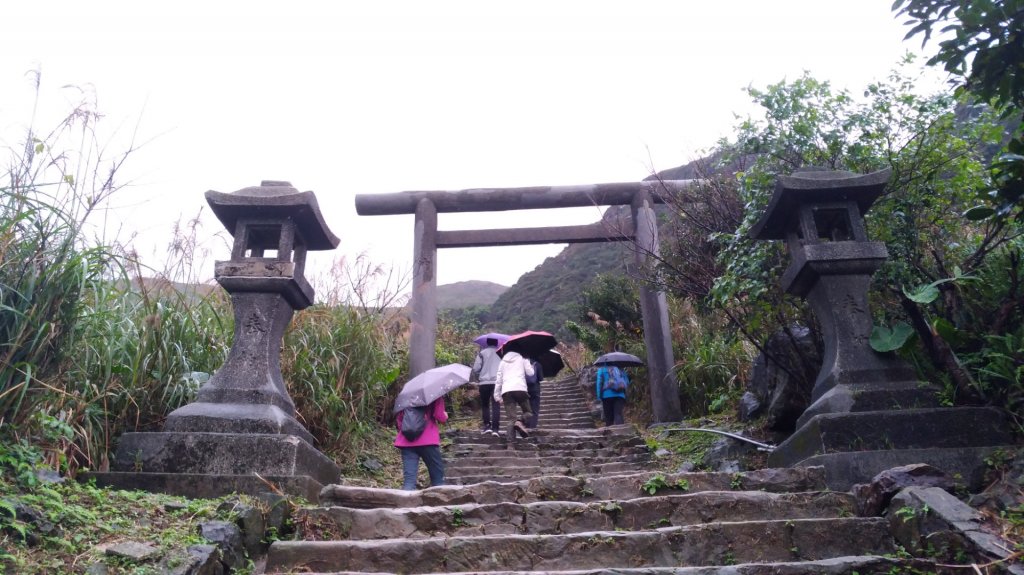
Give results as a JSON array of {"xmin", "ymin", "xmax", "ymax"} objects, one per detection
[
  {"xmin": 478, "ymin": 384, "xmax": 501, "ymax": 431},
  {"xmin": 602, "ymin": 397, "xmax": 625, "ymax": 426},
  {"xmin": 526, "ymin": 381, "xmax": 541, "ymax": 428}
]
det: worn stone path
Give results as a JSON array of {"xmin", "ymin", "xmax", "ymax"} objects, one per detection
[{"xmin": 264, "ymin": 377, "xmax": 941, "ymax": 574}]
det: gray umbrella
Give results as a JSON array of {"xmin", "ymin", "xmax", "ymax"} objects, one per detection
[
  {"xmin": 593, "ymin": 351, "xmax": 644, "ymax": 368},
  {"xmin": 393, "ymin": 363, "xmax": 472, "ymax": 414}
]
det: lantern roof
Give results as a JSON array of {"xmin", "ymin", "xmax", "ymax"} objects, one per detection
[
  {"xmin": 749, "ymin": 168, "xmax": 891, "ymax": 240},
  {"xmin": 205, "ymin": 181, "xmax": 340, "ymax": 250}
]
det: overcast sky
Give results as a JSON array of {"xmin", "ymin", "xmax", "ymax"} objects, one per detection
[{"xmin": 1, "ymin": 1, "xmax": 940, "ymax": 293}]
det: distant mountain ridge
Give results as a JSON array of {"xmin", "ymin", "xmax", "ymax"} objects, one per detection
[{"xmin": 436, "ymin": 280, "xmax": 507, "ymax": 309}]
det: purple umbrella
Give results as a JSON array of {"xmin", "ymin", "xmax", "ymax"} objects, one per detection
[
  {"xmin": 393, "ymin": 363, "xmax": 472, "ymax": 414},
  {"xmin": 473, "ymin": 332, "xmax": 510, "ymax": 347}
]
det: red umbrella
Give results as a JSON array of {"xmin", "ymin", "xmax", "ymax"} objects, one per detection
[{"xmin": 498, "ymin": 330, "xmax": 558, "ymax": 358}]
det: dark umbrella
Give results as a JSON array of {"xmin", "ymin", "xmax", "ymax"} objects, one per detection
[
  {"xmin": 536, "ymin": 349, "xmax": 564, "ymax": 378},
  {"xmin": 498, "ymin": 330, "xmax": 558, "ymax": 358},
  {"xmin": 594, "ymin": 351, "xmax": 644, "ymax": 368},
  {"xmin": 473, "ymin": 332, "xmax": 510, "ymax": 347},
  {"xmin": 393, "ymin": 363, "xmax": 472, "ymax": 414}
]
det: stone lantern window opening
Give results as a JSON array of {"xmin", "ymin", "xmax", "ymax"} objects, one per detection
[
  {"xmin": 798, "ymin": 200, "xmax": 868, "ymax": 244},
  {"xmin": 230, "ymin": 217, "xmax": 308, "ymax": 276}
]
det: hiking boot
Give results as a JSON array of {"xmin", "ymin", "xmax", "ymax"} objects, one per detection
[{"xmin": 514, "ymin": 420, "xmax": 530, "ymax": 438}]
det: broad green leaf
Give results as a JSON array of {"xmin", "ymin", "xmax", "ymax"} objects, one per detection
[
  {"xmin": 870, "ymin": 322, "xmax": 915, "ymax": 353},
  {"xmin": 963, "ymin": 205, "xmax": 995, "ymax": 220},
  {"xmin": 932, "ymin": 317, "xmax": 968, "ymax": 348},
  {"xmin": 904, "ymin": 283, "xmax": 940, "ymax": 304}
]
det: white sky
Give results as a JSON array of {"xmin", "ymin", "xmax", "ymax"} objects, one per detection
[{"xmin": 0, "ymin": 1, "xmax": 940, "ymax": 293}]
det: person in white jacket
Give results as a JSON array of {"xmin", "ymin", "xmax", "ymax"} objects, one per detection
[{"xmin": 494, "ymin": 350, "xmax": 535, "ymax": 438}]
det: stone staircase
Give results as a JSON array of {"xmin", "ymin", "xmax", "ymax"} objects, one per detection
[{"xmin": 262, "ymin": 377, "xmax": 943, "ymax": 574}]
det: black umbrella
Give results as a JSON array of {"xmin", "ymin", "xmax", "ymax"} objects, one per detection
[
  {"xmin": 498, "ymin": 330, "xmax": 557, "ymax": 358},
  {"xmin": 594, "ymin": 351, "xmax": 644, "ymax": 368},
  {"xmin": 535, "ymin": 349, "xmax": 564, "ymax": 378}
]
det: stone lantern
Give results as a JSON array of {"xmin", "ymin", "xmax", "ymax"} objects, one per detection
[
  {"xmin": 749, "ymin": 167, "xmax": 921, "ymax": 426},
  {"xmin": 751, "ymin": 168, "xmax": 1013, "ymax": 490},
  {"xmin": 96, "ymin": 181, "xmax": 341, "ymax": 499}
]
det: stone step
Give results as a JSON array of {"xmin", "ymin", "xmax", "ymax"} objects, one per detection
[
  {"xmin": 265, "ymin": 517, "xmax": 895, "ymax": 573},
  {"xmin": 446, "ymin": 462, "xmax": 649, "ymax": 483},
  {"xmin": 447, "ymin": 468, "xmax": 650, "ymax": 486},
  {"xmin": 449, "ymin": 446, "xmax": 650, "ymax": 459},
  {"xmin": 449, "ymin": 426, "xmax": 634, "ymax": 438},
  {"xmin": 536, "ymin": 413, "xmax": 594, "ymax": 422},
  {"xmin": 448, "ymin": 425, "xmax": 638, "ymax": 437},
  {"xmin": 538, "ymin": 394, "xmax": 589, "ymax": 402},
  {"xmin": 538, "ymin": 395, "xmax": 589, "ymax": 402},
  {"xmin": 448, "ymin": 438, "xmax": 644, "ymax": 453},
  {"xmin": 297, "ymin": 490, "xmax": 856, "ymax": 541},
  {"xmin": 448, "ymin": 435, "xmax": 638, "ymax": 450},
  {"xmin": 533, "ymin": 411, "xmax": 590, "ymax": 418},
  {"xmin": 446, "ymin": 453, "xmax": 648, "ymax": 470},
  {"xmin": 275, "ymin": 556, "xmax": 937, "ymax": 575},
  {"xmin": 539, "ymin": 396, "xmax": 589, "ymax": 404},
  {"xmin": 318, "ymin": 467, "xmax": 828, "ymax": 508}
]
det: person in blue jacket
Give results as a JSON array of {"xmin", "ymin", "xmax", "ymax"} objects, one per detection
[{"xmin": 594, "ymin": 365, "xmax": 629, "ymax": 426}]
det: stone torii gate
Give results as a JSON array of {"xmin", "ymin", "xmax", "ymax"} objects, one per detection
[{"xmin": 355, "ymin": 180, "xmax": 695, "ymax": 422}]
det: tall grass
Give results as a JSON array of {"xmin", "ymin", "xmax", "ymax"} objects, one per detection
[
  {"xmin": 1, "ymin": 86, "xmax": 416, "ymax": 475},
  {"xmin": 670, "ymin": 298, "xmax": 754, "ymax": 418},
  {"xmin": 1, "ymin": 84, "xmax": 132, "ymax": 459},
  {"xmin": 283, "ymin": 257, "xmax": 408, "ymax": 462}
]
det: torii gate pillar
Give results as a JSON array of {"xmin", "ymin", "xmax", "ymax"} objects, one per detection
[
  {"xmin": 633, "ymin": 189, "xmax": 682, "ymax": 422},
  {"xmin": 410, "ymin": 198, "xmax": 438, "ymax": 376}
]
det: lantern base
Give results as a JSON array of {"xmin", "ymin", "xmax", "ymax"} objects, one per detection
[
  {"xmin": 164, "ymin": 402, "xmax": 316, "ymax": 446},
  {"xmin": 91, "ymin": 431, "xmax": 340, "ymax": 499},
  {"xmin": 769, "ymin": 406, "xmax": 1014, "ymax": 490}
]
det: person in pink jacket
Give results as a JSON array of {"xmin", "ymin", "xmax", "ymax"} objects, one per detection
[{"xmin": 394, "ymin": 398, "xmax": 448, "ymax": 490}]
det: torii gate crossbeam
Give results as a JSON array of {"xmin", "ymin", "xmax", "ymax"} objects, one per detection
[{"xmin": 355, "ymin": 180, "xmax": 696, "ymax": 422}]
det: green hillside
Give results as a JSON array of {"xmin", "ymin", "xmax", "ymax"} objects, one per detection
[
  {"xmin": 436, "ymin": 280, "xmax": 507, "ymax": 309},
  {"xmin": 483, "ymin": 207, "xmax": 634, "ymax": 340}
]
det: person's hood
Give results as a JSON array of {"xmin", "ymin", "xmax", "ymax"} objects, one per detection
[{"xmin": 501, "ymin": 351, "xmax": 523, "ymax": 363}]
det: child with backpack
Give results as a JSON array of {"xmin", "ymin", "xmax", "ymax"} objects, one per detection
[
  {"xmin": 595, "ymin": 365, "xmax": 629, "ymax": 426},
  {"xmin": 394, "ymin": 398, "xmax": 448, "ymax": 490}
]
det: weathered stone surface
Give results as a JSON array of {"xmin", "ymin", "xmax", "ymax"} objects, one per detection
[
  {"xmin": 773, "ymin": 407, "xmax": 1013, "ymax": 466},
  {"xmin": 83, "ymin": 470, "xmax": 323, "ymax": 500},
  {"xmin": 741, "ymin": 326, "xmax": 819, "ymax": 431},
  {"xmin": 888, "ymin": 487, "xmax": 1024, "ymax": 573},
  {"xmin": 318, "ymin": 467, "xmax": 828, "ymax": 510},
  {"xmin": 852, "ymin": 463, "xmax": 955, "ymax": 517},
  {"xmin": 104, "ymin": 541, "xmax": 160, "ymax": 562},
  {"xmin": 197, "ymin": 521, "xmax": 245, "ymax": 569},
  {"xmin": 339, "ymin": 556, "xmax": 943, "ymax": 573},
  {"xmin": 8, "ymin": 503, "xmax": 60, "ymax": 546},
  {"xmin": 968, "ymin": 449, "xmax": 1024, "ymax": 516},
  {"xmin": 700, "ymin": 436, "xmax": 759, "ymax": 472},
  {"xmin": 218, "ymin": 499, "xmax": 266, "ymax": 558},
  {"xmin": 162, "ymin": 544, "xmax": 224, "ymax": 575},
  {"xmin": 109, "ymin": 432, "xmax": 339, "ymax": 485},
  {"xmin": 266, "ymin": 517, "xmax": 895, "ymax": 573},
  {"xmin": 84, "ymin": 563, "xmax": 109, "ymax": 575}
]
